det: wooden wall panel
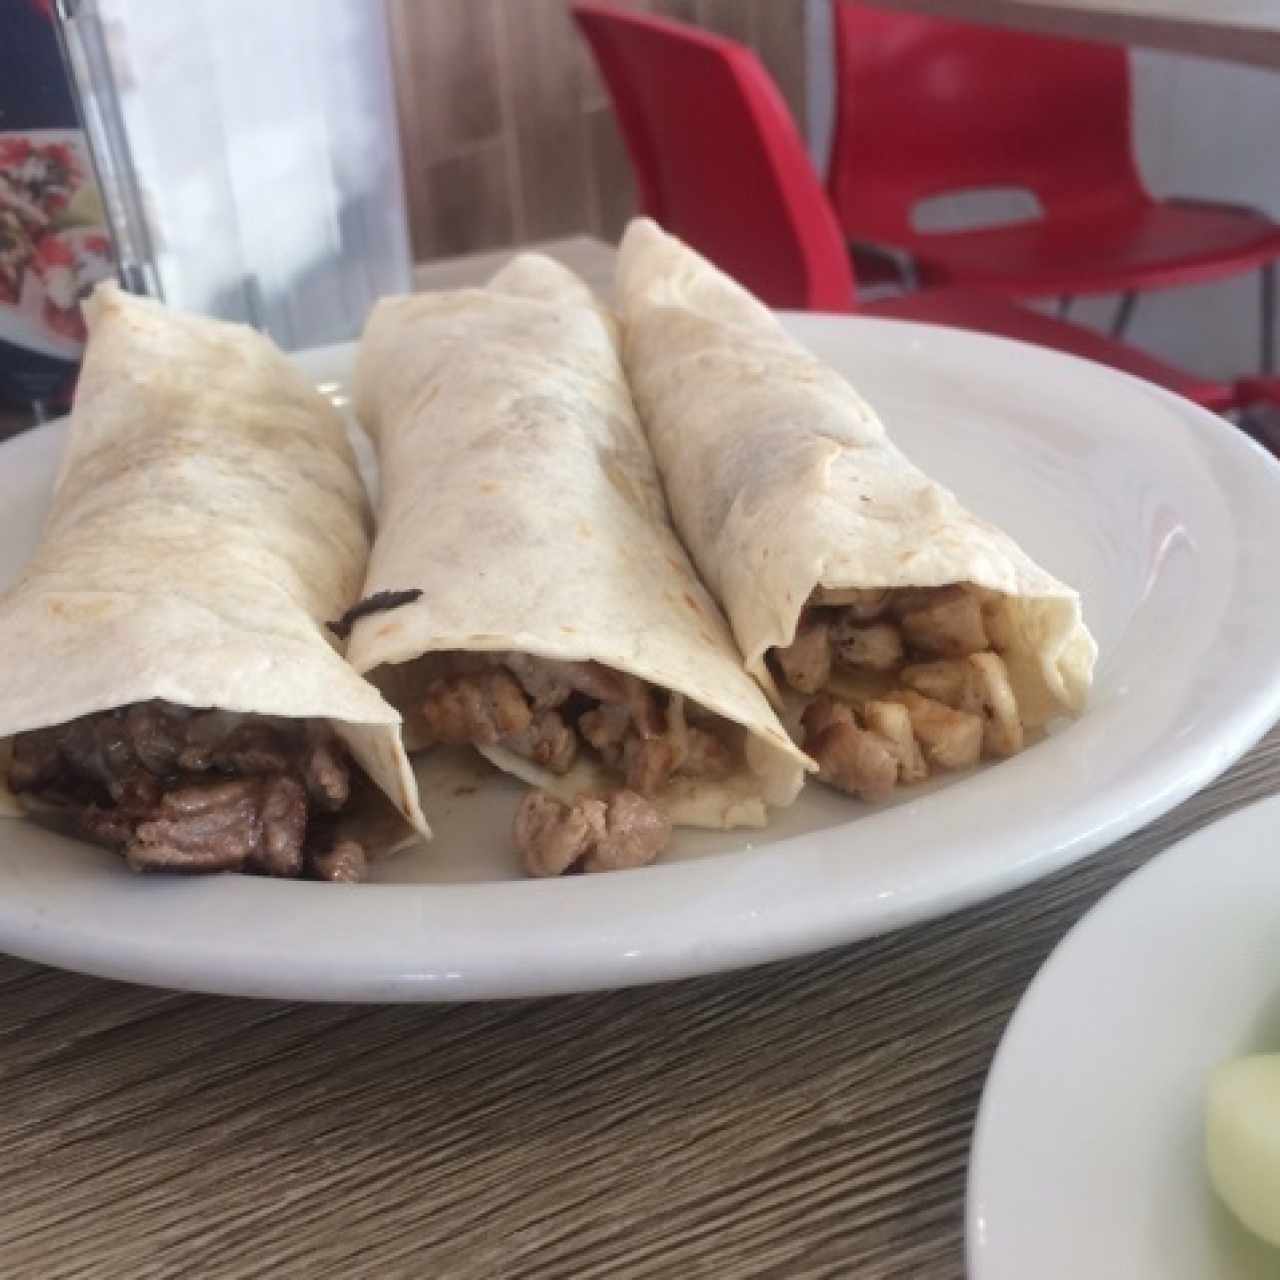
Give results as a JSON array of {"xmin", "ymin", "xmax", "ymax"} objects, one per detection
[
  {"xmin": 424, "ymin": 143, "xmax": 516, "ymax": 258},
  {"xmin": 500, "ymin": 0, "xmax": 594, "ymax": 240},
  {"xmin": 693, "ymin": 0, "xmax": 755, "ymax": 46},
  {"xmin": 387, "ymin": 0, "xmax": 808, "ymax": 261},
  {"xmin": 752, "ymin": 0, "xmax": 810, "ymax": 131},
  {"xmin": 388, "ymin": 0, "xmax": 516, "ymax": 257},
  {"xmin": 585, "ymin": 103, "xmax": 637, "ymax": 237}
]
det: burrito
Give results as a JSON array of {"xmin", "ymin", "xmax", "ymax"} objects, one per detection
[
  {"xmin": 346, "ymin": 253, "xmax": 808, "ymax": 876},
  {"xmin": 615, "ymin": 219, "xmax": 1096, "ymax": 802},
  {"xmin": 0, "ymin": 283, "xmax": 427, "ymax": 881}
]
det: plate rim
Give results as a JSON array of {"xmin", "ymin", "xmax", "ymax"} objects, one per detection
[{"xmin": 964, "ymin": 790, "xmax": 1280, "ymax": 1277}]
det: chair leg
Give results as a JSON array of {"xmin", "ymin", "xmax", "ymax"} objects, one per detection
[
  {"xmin": 1110, "ymin": 291, "xmax": 1138, "ymax": 340},
  {"xmin": 1057, "ymin": 294, "xmax": 1073, "ymax": 319},
  {"xmin": 1262, "ymin": 262, "xmax": 1276, "ymax": 376},
  {"xmin": 882, "ymin": 245, "xmax": 918, "ymax": 293}
]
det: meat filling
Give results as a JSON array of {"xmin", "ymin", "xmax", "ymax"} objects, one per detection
[
  {"xmin": 773, "ymin": 583, "xmax": 1025, "ymax": 801},
  {"xmin": 6, "ymin": 702, "xmax": 368, "ymax": 880},
  {"xmin": 513, "ymin": 789, "xmax": 672, "ymax": 877},
  {"xmin": 418, "ymin": 652, "xmax": 741, "ymax": 874},
  {"xmin": 420, "ymin": 654, "xmax": 735, "ymax": 788}
]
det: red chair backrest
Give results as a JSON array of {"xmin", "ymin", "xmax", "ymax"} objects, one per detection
[
  {"xmin": 573, "ymin": 3, "xmax": 856, "ymax": 312},
  {"xmin": 828, "ymin": 1, "xmax": 1147, "ymax": 242}
]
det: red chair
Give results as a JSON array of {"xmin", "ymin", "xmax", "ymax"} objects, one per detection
[
  {"xmin": 1235, "ymin": 377, "xmax": 1280, "ymax": 409},
  {"xmin": 827, "ymin": 3, "xmax": 1280, "ymax": 369},
  {"xmin": 572, "ymin": 3, "xmax": 1235, "ymax": 410}
]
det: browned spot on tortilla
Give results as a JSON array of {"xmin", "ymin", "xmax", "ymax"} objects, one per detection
[
  {"xmin": 561, "ymin": 625, "xmax": 577, "ymax": 634},
  {"xmin": 683, "ymin": 592, "xmax": 703, "ymax": 616},
  {"xmin": 453, "ymin": 784, "xmax": 478, "ymax": 797},
  {"xmin": 48, "ymin": 598, "xmax": 113, "ymax": 622},
  {"xmin": 602, "ymin": 456, "xmax": 643, "ymax": 512},
  {"xmin": 480, "ymin": 481, "xmax": 500, "ymax": 494},
  {"xmin": 375, "ymin": 622, "xmax": 401, "ymax": 639},
  {"xmin": 577, "ymin": 521, "xmax": 592, "ymax": 539}
]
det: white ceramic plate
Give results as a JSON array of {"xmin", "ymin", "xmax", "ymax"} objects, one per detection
[
  {"xmin": 2, "ymin": 315, "xmax": 1280, "ymax": 1001},
  {"xmin": 968, "ymin": 793, "xmax": 1280, "ymax": 1278}
]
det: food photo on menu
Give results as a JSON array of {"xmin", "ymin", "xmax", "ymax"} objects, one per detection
[
  {"xmin": 0, "ymin": 0, "xmax": 115, "ymax": 412},
  {"xmin": 2, "ymin": 2, "xmax": 1280, "ymax": 1278}
]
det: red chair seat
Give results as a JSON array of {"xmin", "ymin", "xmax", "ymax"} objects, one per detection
[
  {"xmin": 864, "ymin": 290, "xmax": 1236, "ymax": 411},
  {"xmin": 896, "ymin": 201, "xmax": 1280, "ymax": 298},
  {"xmin": 1235, "ymin": 377, "xmax": 1280, "ymax": 407},
  {"xmin": 827, "ymin": 1, "xmax": 1280, "ymax": 375}
]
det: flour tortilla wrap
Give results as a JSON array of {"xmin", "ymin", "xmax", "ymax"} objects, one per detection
[
  {"xmin": 347, "ymin": 254, "xmax": 807, "ymax": 831},
  {"xmin": 0, "ymin": 282, "xmax": 427, "ymax": 856},
  {"xmin": 615, "ymin": 219, "xmax": 1095, "ymax": 735}
]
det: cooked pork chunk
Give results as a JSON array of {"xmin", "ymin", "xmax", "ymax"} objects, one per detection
[
  {"xmin": 901, "ymin": 653, "xmax": 1022, "ymax": 758},
  {"xmin": 773, "ymin": 582, "xmax": 1029, "ymax": 804},
  {"xmin": 959, "ymin": 652, "xmax": 1023, "ymax": 758},
  {"xmin": 884, "ymin": 690, "xmax": 983, "ymax": 770},
  {"xmin": 514, "ymin": 790, "xmax": 608, "ymax": 877},
  {"xmin": 800, "ymin": 695, "xmax": 897, "ymax": 800},
  {"xmin": 623, "ymin": 734, "xmax": 679, "ymax": 796},
  {"xmin": 833, "ymin": 619, "xmax": 904, "ymax": 672},
  {"xmin": 862, "ymin": 699, "xmax": 927, "ymax": 785},
  {"xmin": 513, "ymin": 788, "xmax": 671, "ymax": 876},
  {"xmin": 420, "ymin": 670, "xmax": 532, "ymax": 746},
  {"xmin": 503, "ymin": 709, "xmax": 579, "ymax": 774},
  {"xmin": 681, "ymin": 725, "xmax": 734, "ymax": 780},
  {"xmin": 899, "ymin": 592, "xmax": 988, "ymax": 658},
  {"xmin": 775, "ymin": 618, "xmax": 833, "ymax": 694},
  {"xmin": 585, "ymin": 791, "xmax": 673, "ymax": 871}
]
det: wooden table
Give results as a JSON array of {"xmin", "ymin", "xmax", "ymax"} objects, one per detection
[
  {"xmin": 868, "ymin": 0, "xmax": 1280, "ymax": 69},
  {"xmin": 4, "ymin": 237, "xmax": 1276, "ymax": 1278}
]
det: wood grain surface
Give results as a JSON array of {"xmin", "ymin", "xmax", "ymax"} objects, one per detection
[{"xmin": 1, "ymin": 725, "xmax": 1275, "ymax": 1280}]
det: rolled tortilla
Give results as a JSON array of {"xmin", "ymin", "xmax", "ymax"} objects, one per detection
[
  {"xmin": 615, "ymin": 220, "xmax": 1095, "ymax": 786},
  {"xmin": 347, "ymin": 254, "xmax": 808, "ymax": 839},
  {"xmin": 0, "ymin": 282, "xmax": 427, "ymax": 869}
]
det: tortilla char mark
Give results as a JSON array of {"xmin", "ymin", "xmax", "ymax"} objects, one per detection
[{"xmin": 327, "ymin": 588, "xmax": 423, "ymax": 640}]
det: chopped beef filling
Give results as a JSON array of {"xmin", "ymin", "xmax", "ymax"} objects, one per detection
[
  {"xmin": 773, "ymin": 584, "xmax": 1025, "ymax": 800},
  {"xmin": 309, "ymin": 839, "xmax": 369, "ymax": 884},
  {"xmin": 7, "ymin": 702, "xmax": 368, "ymax": 880},
  {"xmin": 417, "ymin": 651, "xmax": 738, "ymax": 875}
]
